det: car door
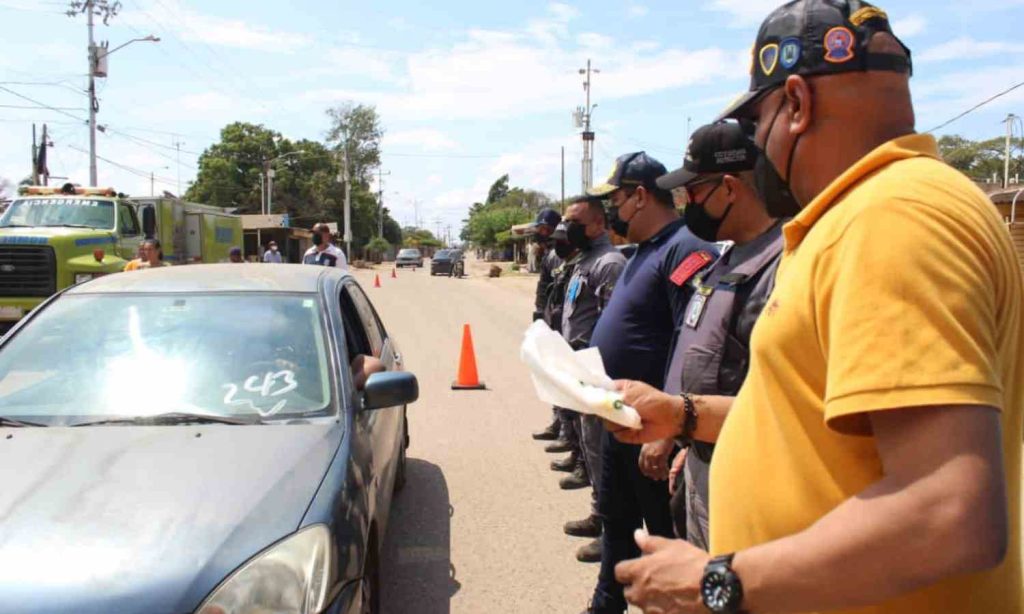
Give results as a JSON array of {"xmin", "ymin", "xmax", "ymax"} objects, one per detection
[
  {"xmin": 116, "ymin": 203, "xmax": 143, "ymax": 259},
  {"xmin": 338, "ymin": 280, "xmax": 403, "ymax": 517}
]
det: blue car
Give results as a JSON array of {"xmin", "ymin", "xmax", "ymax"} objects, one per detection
[{"xmin": 0, "ymin": 264, "xmax": 417, "ymax": 614}]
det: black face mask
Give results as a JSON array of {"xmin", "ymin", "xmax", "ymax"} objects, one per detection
[
  {"xmin": 565, "ymin": 221, "xmax": 592, "ymax": 251},
  {"xmin": 683, "ymin": 182, "xmax": 733, "ymax": 242},
  {"xmin": 554, "ymin": 240, "xmax": 574, "ymax": 259},
  {"xmin": 607, "ymin": 191, "xmax": 639, "ymax": 238},
  {"xmin": 752, "ymin": 97, "xmax": 802, "ymax": 218},
  {"xmin": 312, "ymin": 233, "xmax": 323, "ymax": 246}
]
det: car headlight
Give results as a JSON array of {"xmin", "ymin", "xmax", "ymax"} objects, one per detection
[
  {"xmin": 196, "ymin": 524, "xmax": 337, "ymax": 614},
  {"xmin": 74, "ymin": 272, "xmax": 104, "ymax": 284}
]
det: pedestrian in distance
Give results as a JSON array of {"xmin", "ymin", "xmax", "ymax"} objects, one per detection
[
  {"xmin": 617, "ymin": 120, "xmax": 784, "ymax": 549},
  {"xmin": 612, "ymin": 2, "xmax": 1023, "ymax": 614},
  {"xmin": 558, "ymin": 195, "xmax": 627, "ymax": 563},
  {"xmin": 303, "ymin": 222, "xmax": 348, "ymax": 269},
  {"xmin": 580, "ymin": 152, "xmax": 717, "ymax": 614},
  {"xmin": 263, "ymin": 241, "xmax": 283, "ymax": 263},
  {"xmin": 228, "ymin": 246, "xmax": 244, "ymax": 263}
]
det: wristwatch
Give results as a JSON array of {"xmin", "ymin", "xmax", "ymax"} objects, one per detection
[{"xmin": 701, "ymin": 553, "xmax": 744, "ymax": 613}]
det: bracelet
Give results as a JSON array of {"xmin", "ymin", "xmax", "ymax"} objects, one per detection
[{"xmin": 679, "ymin": 393, "xmax": 698, "ymax": 442}]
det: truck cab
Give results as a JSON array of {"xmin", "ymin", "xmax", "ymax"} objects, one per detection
[{"xmin": 0, "ymin": 184, "xmax": 242, "ymax": 332}]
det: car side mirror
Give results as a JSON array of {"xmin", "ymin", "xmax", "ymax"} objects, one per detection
[
  {"xmin": 141, "ymin": 207, "xmax": 156, "ymax": 238},
  {"xmin": 362, "ymin": 371, "xmax": 418, "ymax": 411}
]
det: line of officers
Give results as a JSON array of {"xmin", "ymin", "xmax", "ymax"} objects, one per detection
[{"xmin": 529, "ymin": 121, "xmax": 783, "ymax": 614}]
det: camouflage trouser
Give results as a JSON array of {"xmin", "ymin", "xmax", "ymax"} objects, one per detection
[
  {"xmin": 682, "ymin": 451, "xmax": 711, "ymax": 551},
  {"xmin": 579, "ymin": 413, "xmax": 604, "ymax": 515}
]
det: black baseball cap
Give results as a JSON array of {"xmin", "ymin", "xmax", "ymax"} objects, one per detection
[
  {"xmin": 535, "ymin": 208, "xmax": 562, "ymax": 229},
  {"xmin": 588, "ymin": 152, "xmax": 668, "ymax": 197},
  {"xmin": 657, "ymin": 122, "xmax": 759, "ymax": 190},
  {"xmin": 718, "ymin": 0, "xmax": 912, "ymax": 121}
]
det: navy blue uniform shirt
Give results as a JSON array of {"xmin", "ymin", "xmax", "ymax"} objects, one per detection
[{"xmin": 589, "ymin": 218, "xmax": 716, "ymax": 387}]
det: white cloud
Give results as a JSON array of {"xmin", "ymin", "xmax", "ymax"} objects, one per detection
[
  {"xmin": 706, "ymin": 0, "xmax": 782, "ymax": 27},
  {"xmin": 383, "ymin": 129, "xmax": 459, "ymax": 151},
  {"xmin": 308, "ymin": 47, "xmax": 403, "ymax": 84},
  {"xmin": 577, "ymin": 33, "xmax": 614, "ymax": 49},
  {"xmin": 427, "ymin": 174, "xmax": 443, "ymax": 186},
  {"xmin": 918, "ymin": 37, "xmax": 1024, "ymax": 63},
  {"xmin": 628, "ymin": 4, "xmax": 650, "ymax": 18},
  {"xmin": 891, "ymin": 15, "xmax": 927, "ymax": 38},
  {"xmin": 913, "ymin": 66, "xmax": 1024, "ymax": 131},
  {"xmin": 121, "ymin": 0, "xmax": 311, "ymax": 52}
]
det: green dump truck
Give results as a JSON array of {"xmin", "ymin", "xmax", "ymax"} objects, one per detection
[{"xmin": 0, "ymin": 184, "xmax": 242, "ymax": 330}]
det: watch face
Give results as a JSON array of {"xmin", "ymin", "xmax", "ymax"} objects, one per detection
[{"xmin": 701, "ymin": 571, "xmax": 737, "ymax": 612}]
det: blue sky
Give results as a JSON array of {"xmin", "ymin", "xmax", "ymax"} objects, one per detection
[{"xmin": 2, "ymin": 0, "xmax": 1023, "ymax": 234}]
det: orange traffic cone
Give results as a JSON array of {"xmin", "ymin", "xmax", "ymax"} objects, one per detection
[
  {"xmin": 373, "ymin": 274, "xmax": 381, "ymax": 288},
  {"xmin": 391, "ymin": 268, "xmax": 397, "ymax": 279},
  {"xmin": 451, "ymin": 324, "xmax": 486, "ymax": 390}
]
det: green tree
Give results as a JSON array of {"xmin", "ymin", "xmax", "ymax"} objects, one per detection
[
  {"xmin": 486, "ymin": 174, "xmax": 510, "ymax": 205},
  {"xmin": 402, "ymin": 226, "xmax": 443, "ymax": 248},
  {"xmin": 937, "ymin": 133, "xmax": 1024, "ymax": 182},
  {"xmin": 325, "ymin": 103, "xmax": 382, "ymax": 187}
]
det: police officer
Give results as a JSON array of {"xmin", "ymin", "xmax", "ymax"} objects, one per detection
[
  {"xmin": 623, "ymin": 121, "xmax": 784, "ymax": 549},
  {"xmin": 581, "ymin": 152, "xmax": 716, "ymax": 613},
  {"xmin": 557, "ymin": 195, "xmax": 627, "ymax": 563},
  {"xmin": 532, "ymin": 207, "xmax": 570, "ymax": 442}
]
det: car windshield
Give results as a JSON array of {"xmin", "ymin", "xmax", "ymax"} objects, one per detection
[
  {"xmin": 398, "ymin": 249, "xmax": 420, "ymax": 257},
  {"xmin": 435, "ymin": 250, "xmax": 451, "ymax": 258},
  {"xmin": 0, "ymin": 198, "xmax": 116, "ymax": 230},
  {"xmin": 0, "ymin": 293, "xmax": 333, "ymax": 425}
]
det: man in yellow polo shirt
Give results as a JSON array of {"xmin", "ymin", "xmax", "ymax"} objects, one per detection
[{"xmin": 610, "ymin": 2, "xmax": 1022, "ymax": 613}]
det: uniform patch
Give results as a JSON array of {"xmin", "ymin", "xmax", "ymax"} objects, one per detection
[
  {"xmin": 824, "ymin": 26, "xmax": 855, "ymax": 63},
  {"xmin": 780, "ymin": 37, "xmax": 801, "ymax": 70},
  {"xmin": 849, "ymin": 6, "xmax": 888, "ymax": 26},
  {"xmin": 669, "ymin": 251, "xmax": 713, "ymax": 287},
  {"xmin": 759, "ymin": 43, "xmax": 780, "ymax": 76}
]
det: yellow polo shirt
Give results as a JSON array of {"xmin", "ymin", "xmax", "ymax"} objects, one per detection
[{"xmin": 710, "ymin": 134, "xmax": 1023, "ymax": 613}]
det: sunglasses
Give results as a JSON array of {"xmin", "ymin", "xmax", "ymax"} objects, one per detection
[{"xmin": 684, "ymin": 175, "xmax": 725, "ymax": 204}]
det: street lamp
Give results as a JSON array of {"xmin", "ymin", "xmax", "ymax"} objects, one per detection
[
  {"xmin": 263, "ymin": 150, "xmax": 307, "ymax": 215},
  {"xmin": 86, "ymin": 30, "xmax": 160, "ymax": 186}
]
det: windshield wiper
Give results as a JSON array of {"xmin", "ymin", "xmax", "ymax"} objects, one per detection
[
  {"xmin": 0, "ymin": 224, "xmax": 33, "ymax": 228},
  {"xmin": 0, "ymin": 416, "xmax": 48, "ymax": 427},
  {"xmin": 72, "ymin": 412, "xmax": 260, "ymax": 427},
  {"xmin": 38, "ymin": 224, "xmax": 99, "ymax": 229}
]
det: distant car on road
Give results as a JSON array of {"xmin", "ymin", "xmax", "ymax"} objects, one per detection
[
  {"xmin": 0, "ymin": 264, "xmax": 418, "ymax": 614},
  {"xmin": 395, "ymin": 248, "xmax": 423, "ymax": 269},
  {"xmin": 430, "ymin": 249, "xmax": 464, "ymax": 276}
]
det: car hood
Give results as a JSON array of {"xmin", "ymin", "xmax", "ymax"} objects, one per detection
[{"xmin": 0, "ymin": 423, "xmax": 343, "ymax": 614}]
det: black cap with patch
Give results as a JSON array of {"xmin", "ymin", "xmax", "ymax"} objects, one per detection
[
  {"xmin": 588, "ymin": 152, "xmax": 668, "ymax": 197},
  {"xmin": 718, "ymin": 0, "xmax": 912, "ymax": 120},
  {"xmin": 657, "ymin": 122, "xmax": 758, "ymax": 190}
]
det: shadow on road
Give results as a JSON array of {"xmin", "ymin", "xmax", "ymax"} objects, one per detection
[{"xmin": 381, "ymin": 458, "xmax": 460, "ymax": 614}]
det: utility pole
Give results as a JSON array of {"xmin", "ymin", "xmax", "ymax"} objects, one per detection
[
  {"xmin": 337, "ymin": 142, "xmax": 352, "ymax": 259},
  {"xmin": 560, "ymin": 146, "xmax": 565, "ymax": 212},
  {"xmin": 31, "ymin": 124, "xmax": 39, "ymax": 185},
  {"xmin": 1005, "ymin": 114, "xmax": 1018, "ymax": 189},
  {"xmin": 684, "ymin": 116, "xmax": 692, "ymax": 163},
  {"xmin": 68, "ymin": 1, "xmax": 158, "ymax": 186},
  {"xmin": 576, "ymin": 59, "xmax": 600, "ymax": 193},
  {"xmin": 173, "ymin": 139, "xmax": 185, "ymax": 196},
  {"xmin": 376, "ymin": 168, "xmax": 390, "ymax": 238}
]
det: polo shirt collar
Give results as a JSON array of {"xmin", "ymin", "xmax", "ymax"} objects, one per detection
[
  {"xmin": 642, "ymin": 217, "xmax": 686, "ymax": 248},
  {"xmin": 782, "ymin": 133, "xmax": 941, "ymax": 251}
]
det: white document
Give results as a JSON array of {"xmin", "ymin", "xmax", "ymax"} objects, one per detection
[{"xmin": 520, "ymin": 320, "xmax": 641, "ymax": 429}]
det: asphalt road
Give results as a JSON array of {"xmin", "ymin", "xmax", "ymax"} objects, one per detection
[{"xmin": 347, "ymin": 260, "xmax": 601, "ymax": 614}]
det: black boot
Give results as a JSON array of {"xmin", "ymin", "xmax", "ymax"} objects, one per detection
[
  {"xmin": 545, "ymin": 439, "xmax": 574, "ymax": 454},
  {"xmin": 559, "ymin": 463, "xmax": 590, "ymax": 490},
  {"xmin": 564, "ymin": 514, "xmax": 602, "ymax": 538},
  {"xmin": 575, "ymin": 538, "xmax": 602, "ymax": 563},
  {"xmin": 550, "ymin": 453, "xmax": 577, "ymax": 472},
  {"xmin": 532, "ymin": 417, "xmax": 560, "ymax": 441}
]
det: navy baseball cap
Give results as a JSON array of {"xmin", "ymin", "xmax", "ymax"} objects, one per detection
[
  {"xmin": 535, "ymin": 208, "xmax": 562, "ymax": 229},
  {"xmin": 657, "ymin": 122, "xmax": 759, "ymax": 190},
  {"xmin": 718, "ymin": 0, "xmax": 912, "ymax": 121},
  {"xmin": 588, "ymin": 152, "xmax": 668, "ymax": 197}
]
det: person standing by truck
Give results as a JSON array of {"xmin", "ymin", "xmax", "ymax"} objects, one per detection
[
  {"xmin": 263, "ymin": 241, "xmax": 283, "ymax": 263},
  {"xmin": 123, "ymin": 239, "xmax": 169, "ymax": 271}
]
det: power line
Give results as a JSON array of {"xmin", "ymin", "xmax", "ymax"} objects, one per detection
[
  {"xmin": 0, "ymin": 103, "xmax": 87, "ymax": 111},
  {"xmin": 926, "ymin": 79, "xmax": 1024, "ymax": 134},
  {"xmin": 0, "ymin": 86, "xmax": 87, "ymax": 123},
  {"xmin": 67, "ymin": 144, "xmax": 178, "ymax": 186}
]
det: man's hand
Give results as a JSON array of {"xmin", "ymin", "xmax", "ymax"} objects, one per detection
[
  {"xmin": 616, "ymin": 530, "xmax": 709, "ymax": 613},
  {"xmin": 610, "ymin": 380, "xmax": 685, "ymax": 444},
  {"xmin": 668, "ymin": 446, "xmax": 688, "ymax": 495},
  {"xmin": 639, "ymin": 438, "xmax": 675, "ymax": 481}
]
